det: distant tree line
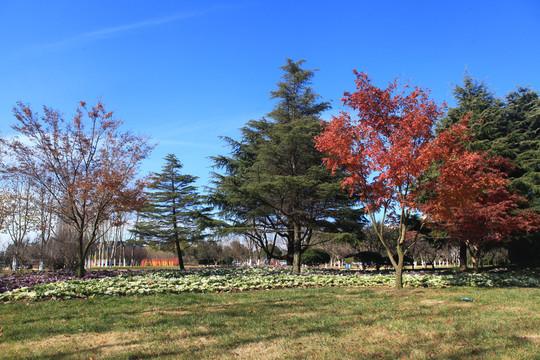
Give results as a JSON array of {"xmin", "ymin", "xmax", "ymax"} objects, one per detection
[{"xmin": 1, "ymin": 60, "xmax": 538, "ymax": 283}]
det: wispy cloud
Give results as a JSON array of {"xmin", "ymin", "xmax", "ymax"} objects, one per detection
[
  {"xmin": 85, "ymin": 12, "xmax": 199, "ymax": 39},
  {"xmin": 19, "ymin": 11, "xmax": 203, "ymax": 56}
]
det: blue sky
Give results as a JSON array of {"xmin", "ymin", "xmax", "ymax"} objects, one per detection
[{"xmin": 1, "ymin": 0, "xmax": 539, "ymax": 189}]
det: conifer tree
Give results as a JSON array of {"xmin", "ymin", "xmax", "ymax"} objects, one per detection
[
  {"xmin": 439, "ymin": 74, "xmax": 539, "ymax": 205},
  {"xmin": 134, "ymin": 154, "xmax": 205, "ymax": 270},
  {"xmin": 438, "ymin": 74, "xmax": 540, "ymax": 267},
  {"xmin": 210, "ymin": 59, "xmax": 364, "ymax": 274}
]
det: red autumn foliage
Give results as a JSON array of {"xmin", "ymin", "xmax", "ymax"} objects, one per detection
[
  {"xmin": 315, "ymin": 71, "xmax": 445, "ymax": 288},
  {"xmin": 418, "ymin": 118, "xmax": 540, "ymax": 266},
  {"xmin": 315, "ymin": 71, "xmax": 539, "ymax": 280},
  {"xmin": 315, "ymin": 71, "xmax": 444, "ymax": 214}
]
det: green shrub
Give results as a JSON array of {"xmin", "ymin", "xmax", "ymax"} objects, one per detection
[{"xmin": 301, "ymin": 248, "xmax": 330, "ymax": 266}]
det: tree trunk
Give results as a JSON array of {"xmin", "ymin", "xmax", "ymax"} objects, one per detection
[
  {"xmin": 387, "ymin": 219, "xmax": 407, "ymax": 290},
  {"xmin": 174, "ymin": 239, "xmax": 185, "ymax": 270},
  {"xmin": 459, "ymin": 242, "xmax": 468, "ymax": 272},
  {"xmin": 77, "ymin": 247, "xmax": 85, "ymax": 277},
  {"xmin": 395, "ymin": 265, "xmax": 403, "ymax": 290},
  {"xmin": 12, "ymin": 256, "xmax": 19, "ymax": 272},
  {"xmin": 471, "ymin": 245, "xmax": 481, "ymax": 273},
  {"xmin": 394, "ymin": 243, "xmax": 404, "ymax": 290},
  {"xmin": 286, "ymin": 231, "xmax": 294, "ymax": 266},
  {"xmin": 292, "ymin": 246, "xmax": 301, "ymax": 273},
  {"xmin": 98, "ymin": 242, "xmax": 103, "ymax": 267},
  {"xmin": 262, "ymin": 245, "xmax": 273, "ymax": 265},
  {"xmin": 292, "ymin": 247, "xmax": 301, "ymax": 273},
  {"xmin": 40, "ymin": 241, "xmax": 45, "ymax": 271},
  {"xmin": 472, "ymin": 258, "xmax": 480, "ymax": 273},
  {"xmin": 292, "ymin": 221, "xmax": 302, "ymax": 274}
]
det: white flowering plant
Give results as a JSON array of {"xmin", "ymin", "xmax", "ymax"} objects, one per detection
[{"xmin": 1, "ymin": 267, "xmax": 538, "ymax": 301}]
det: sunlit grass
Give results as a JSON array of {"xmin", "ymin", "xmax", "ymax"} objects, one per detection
[{"xmin": 1, "ymin": 286, "xmax": 538, "ymax": 359}]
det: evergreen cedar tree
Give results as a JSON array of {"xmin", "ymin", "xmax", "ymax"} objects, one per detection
[
  {"xmin": 315, "ymin": 71, "xmax": 539, "ymax": 288},
  {"xmin": 209, "ymin": 59, "xmax": 364, "ymax": 274},
  {"xmin": 440, "ymin": 76, "xmax": 540, "ymax": 212},
  {"xmin": 132, "ymin": 154, "xmax": 208, "ymax": 270},
  {"xmin": 2, "ymin": 101, "xmax": 153, "ymax": 278},
  {"xmin": 419, "ymin": 117, "xmax": 540, "ymax": 271},
  {"xmin": 439, "ymin": 75, "xmax": 540, "ymax": 265}
]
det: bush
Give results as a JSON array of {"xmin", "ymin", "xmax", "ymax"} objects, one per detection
[
  {"xmin": 354, "ymin": 251, "xmax": 384, "ymax": 270},
  {"xmin": 301, "ymin": 248, "xmax": 330, "ymax": 266}
]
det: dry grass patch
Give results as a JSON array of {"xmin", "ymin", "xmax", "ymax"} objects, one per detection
[
  {"xmin": 0, "ymin": 286, "xmax": 538, "ymax": 359},
  {"xmin": 520, "ymin": 334, "xmax": 540, "ymax": 342},
  {"xmin": 275, "ymin": 310, "xmax": 319, "ymax": 319},
  {"xmin": 228, "ymin": 334, "xmax": 336, "ymax": 360},
  {"xmin": 227, "ymin": 339, "xmax": 288, "ymax": 360},
  {"xmin": 418, "ymin": 299, "xmax": 445, "ymax": 306},
  {"xmin": 5, "ymin": 328, "xmax": 221, "ymax": 359},
  {"xmin": 6, "ymin": 330, "xmax": 145, "ymax": 359},
  {"xmin": 142, "ymin": 307, "xmax": 191, "ymax": 316}
]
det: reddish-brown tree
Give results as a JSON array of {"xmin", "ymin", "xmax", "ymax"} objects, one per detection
[
  {"xmin": 419, "ymin": 118, "xmax": 540, "ymax": 271},
  {"xmin": 315, "ymin": 71, "xmax": 445, "ymax": 289},
  {"xmin": 2, "ymin": 101, "xmax": 153, "ymax": 277}
]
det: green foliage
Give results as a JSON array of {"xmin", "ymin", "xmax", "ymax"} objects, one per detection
[
  {"xmin": 132, "ymin": 154, "xmax": 209, "ymax": 269},
  {"xmin": 209, "ymin": 59, "xmax": 365, "ymax": 272},
  {"xmin": 503, "ymin": 87, "xmax": 540, "ymax": 207},
  {"xmin": 439, "ymin": 74, "xmax": 540, "ymax": 212},
  {"xmin": 438, "ymin": 73, "xmax": 504, "ymax": 132},
  {"xmin": 301, "ymin": 248, "xmax": 330, "ymax": 265},
  {"xmin": 438, "ymin": 74, "xmax": 540, "ymax": 265}
]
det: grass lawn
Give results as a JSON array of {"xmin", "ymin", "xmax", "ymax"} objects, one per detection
[{"xmin": 0, "ymin": 286, "xmax": 538, "ymax": 359}]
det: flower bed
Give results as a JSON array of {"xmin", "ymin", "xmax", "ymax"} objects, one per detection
[
  {"xmin": 0, "ymin": 269, "xmax": 138, "ymax": 293},
  {"xmin": 1, "ymin": 267, "xmax": 538, "ymax": 301}
]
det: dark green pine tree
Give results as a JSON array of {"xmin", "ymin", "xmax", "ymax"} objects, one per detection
[
  {"xmin": 502, "ymin": 87, "xmax": 540, "ymax": 209},
  {"xmin": 134, "ymin": 154, "xmax": 206, "ymax": 270},
  {"xmin": 442, "ymin": 75, "xmax": 540, "ymax": 210},
  {"xmin": 500, "ymin": 87, "xmax": 540, "ymax": 265},
  {"xmin": 436, "ymin": 74, "xmax": 506, "ymax": 271},
  {"xmin": 437, "ymin": 72, "xmax": 505, "ymax": 140},
  {"xmin": 438, "ymin": 74, "xmax": 540, "ymax": 266},
  {"xmin": 210, "ymin": 59, "xmax": 365, "ymax": 274}
]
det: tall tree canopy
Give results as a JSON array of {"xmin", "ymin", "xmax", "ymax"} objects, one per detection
[
  {"xmin": 419, "ymin": 118, "xmax": 540, "ymax": 270},
  {"xmin": 2, "ymin": 101, "xmax": 153, "ymax": 277},
  {"xmin": 439, "ymin": 74, "xmax": 539, "ymax": 211},
  {"xmin": 438, "ymin": 74, "xmax": 540, "ymax": 265},
  {"xmin": 315, "ymin": 71, "xmax": 445, "ymax": 289},
  {"xmin": 133, "ymin": 154, "xmax": 207, "ymax": 270},
  {"xmin": 210, "ymin": 59, "xmax": 364, "ymax": 274}
]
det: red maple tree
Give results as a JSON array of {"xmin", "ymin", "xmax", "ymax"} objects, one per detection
[
  {"xmin": 418, "ymin": 118, "xmax": 540, "ymax": 271},
  {"xmin": 316, "ymin": 72, "xmax": 539, "ymax": 283},
  {"xmin": 315, "ymin": 71, "xmax": 445, "ymax": 289}
]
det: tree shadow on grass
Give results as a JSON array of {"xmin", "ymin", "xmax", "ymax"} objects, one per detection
[{"xmin": 3, "ymin": 287, "xmax": 538, "ymax": 359}]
